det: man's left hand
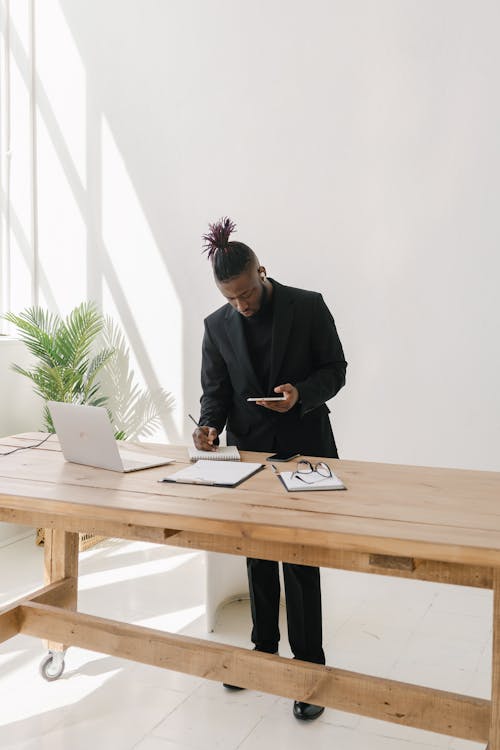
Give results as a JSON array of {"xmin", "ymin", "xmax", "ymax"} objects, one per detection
[{"xmin": 256, "ymin": 383, "xmax": 299, "ymax": 412}]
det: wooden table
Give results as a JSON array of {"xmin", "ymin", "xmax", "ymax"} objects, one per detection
[{"xmin": 1, "ymin": 433, "xmax": 500, "ymax": 747}]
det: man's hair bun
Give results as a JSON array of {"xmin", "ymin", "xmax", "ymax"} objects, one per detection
[{"xmin": 202, "ymin": 217, "xmax": 236, "ymax": 260}]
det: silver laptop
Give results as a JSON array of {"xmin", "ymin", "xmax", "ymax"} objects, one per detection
[{"xmin": 47, "ymin": 401, "xmax": 175, "ymax": 473}]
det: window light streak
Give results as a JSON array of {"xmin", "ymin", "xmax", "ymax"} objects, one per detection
[
  {"xmin": 101, "ymin": 115, "xmax": 183, "ymax": 439},
  {"xmin": 34, "ymin": 0, "xmax": 86, "ymax": 186},
  {"xmin": 78, "ymin": 551, "xmax": 199, "ymax": 592},
  {"xmin": 135, "ymin": 604, "xmax": 205, "ymax": 633},
  {"xmin": 0, "ymin": 659, "xmax": 122, "ymax": 726}
]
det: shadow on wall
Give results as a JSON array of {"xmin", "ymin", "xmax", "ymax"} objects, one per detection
[{"xmin": 99, "ymin": 316, "xmax": 175, "ymax": 441}]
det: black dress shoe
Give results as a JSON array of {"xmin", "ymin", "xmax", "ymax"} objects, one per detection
[{"xmin": 293, "ymin": 701, "xmax": 325, "ymax": 721}]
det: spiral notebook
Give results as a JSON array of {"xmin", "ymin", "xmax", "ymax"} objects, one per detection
[
  {"xmin": 188, "ymin": 446, "xmax": 240, "ymax": 462},
  {"xmin": 275, "ymin": 469, "xmax": 345, "ymax": 492}
]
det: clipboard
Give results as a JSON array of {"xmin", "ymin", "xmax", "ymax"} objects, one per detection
[{"xmin": 159, "ymin": 460, "xmax": 264, "ymax": 488}]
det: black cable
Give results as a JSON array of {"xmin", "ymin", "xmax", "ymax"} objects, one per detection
[{"xmin": 0, "ymin": 433, "xmax": 54, "ymax": 456}]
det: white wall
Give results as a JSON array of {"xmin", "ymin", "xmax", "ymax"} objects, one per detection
[
  {"xmin": 0, "ymin": 337, "xmax": 42, "ymax": 436},
  {"xmin": 0, "ymin": 337, "xmax": 42, "ymax": 542},
  {"xmin": 2, "ymin": 0, "xmax": 500, "ymax": 471}
]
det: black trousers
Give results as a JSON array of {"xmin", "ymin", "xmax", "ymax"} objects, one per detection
[{"xmin": 246, "ymin": 557, "xmax": 325, "ymax": 665}]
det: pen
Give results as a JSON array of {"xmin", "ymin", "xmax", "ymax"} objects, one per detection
[{"xmin": 270, "ymin": 464, "xmax": 280, "ymax": 474}]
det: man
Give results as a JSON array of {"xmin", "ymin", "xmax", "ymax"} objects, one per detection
[{"xmin": 193, "ymin": 217, "xmax": 347, "ymax": 721}]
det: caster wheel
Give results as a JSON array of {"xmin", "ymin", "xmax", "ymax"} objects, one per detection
[{"xmin": 39, "ymin": 651, "xmax": 65, "ymax": 681}]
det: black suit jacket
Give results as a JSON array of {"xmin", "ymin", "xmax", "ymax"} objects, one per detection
[{"xmin": 199, "ymin": 280, "xmax": 347, "ymax": 457}]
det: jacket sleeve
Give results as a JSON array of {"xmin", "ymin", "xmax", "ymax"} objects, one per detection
[
  {"xmin": 199, "ymin": 319, "xmax": 232, "ymax": 434},
  {"xmin": 294, "ymin": 294, "xmax": 347, "ymax": 416}
]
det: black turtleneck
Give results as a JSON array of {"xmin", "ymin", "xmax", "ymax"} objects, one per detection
[{"xmin": 242, "ymin": 282, "xmax": 274, "ymax": 394}]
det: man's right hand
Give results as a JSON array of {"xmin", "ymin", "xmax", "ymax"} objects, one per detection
[{"xmin": 192, "ymin": 425, "xmax": 219, "ymax": 451}]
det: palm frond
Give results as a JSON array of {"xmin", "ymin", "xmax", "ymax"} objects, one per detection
[
  {"xmin": 85, "ymin": 348, "xmax": 116, "ymax": 389},
  {"xmin": 116, "ymin": 387, "xmax": 175, "ymax": 440},
  {"xmin": 57, "ymin": 302, "xmax": 104, "ymax": 372},
  {"xmin": 42, "ymin": 404, "xmax": 56, "ymax": 433},
  {"xmin": 88, "ymin": 395, "xmax": 108, "ymax": 408},
  {"xmin": 4, "ymin": 302, "xmax": 111, "ymax": 409},
  {"xmin": 4, "ymin": 309, "xmax": 62, "ymax": 367},
  {"xmin": 11, "ymin": 363, "xmax": 66, "ymax": 402},
  {"xmin": 98, "ymin": 317, "xmax": 174, "ymax": 440}
]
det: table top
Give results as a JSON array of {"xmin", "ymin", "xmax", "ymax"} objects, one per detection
[{"xmin": 1, "ymin": 433, "xmax": 500, "ymax": 566}]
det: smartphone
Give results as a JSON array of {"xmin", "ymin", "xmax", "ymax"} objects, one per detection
[
  {"xmin": 266, "ymin": 450, "xmax": 300, "ymax": 462},
  {"xmin": 247, "ymin": 395, "xmax": 285, "ymax": 402}
]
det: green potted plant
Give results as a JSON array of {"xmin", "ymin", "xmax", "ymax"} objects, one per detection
[
  {"xmin": 3, "ymin": 302, "xmax": 115, "ymax": 432},
  {"xmin": 3, "ymin": 301, "xmax": 173, "ymax": 548}
]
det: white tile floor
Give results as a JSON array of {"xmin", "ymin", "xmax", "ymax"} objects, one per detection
[{"xmin": 0, "ymin": 534, "xmax": 492, "ymax": 750}]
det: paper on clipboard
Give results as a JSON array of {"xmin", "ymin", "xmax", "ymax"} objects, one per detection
[{"xmin": 160, "ymin": 460, "xmax": 263, "ymax": 488}]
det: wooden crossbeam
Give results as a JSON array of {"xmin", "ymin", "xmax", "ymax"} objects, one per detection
[
  {"xmin": 0, "ymin": 578, "xmax": 78, "ymax": 663},
  {"xmin": 0, "ymin": 578, "xmax": 75, "ymax": 626},
  {"xmin": 0, "ymin": 506, "xmax": 178, "ymax": 545},
  {"xmin": 28, "ymin": 578, "xmax": 76, "ymax": 608},
  {"xmin": 167, "ymin": 531, "xmax": 493, "ymax": 588},
  {"xmin": 0, "ymin": 501, "xmax": 491, "ymax": 587},
  {"xmin": 0, "ymin": 579, "xmax": 74, "ymax": 649},
  {"xmin": 18, "ymin": 600, "xmax": 490, "ymax": 742},
  {"xmin": 0, "ymin": 605, "xmax": 21, "ymax": 644}
]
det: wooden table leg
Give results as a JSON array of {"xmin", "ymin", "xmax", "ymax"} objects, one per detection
[
  {"xmin": 488, "ymin": 568, "xmax": 500, "ymax": 749},
  {"xmin": 43, "ymin": 529, "xmax": 79, "ymax": 653}
]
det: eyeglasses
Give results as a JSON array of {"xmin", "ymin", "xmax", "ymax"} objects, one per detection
[{"xmin": 291, "ymin": 460, "xmax": 333, "ymax": 485}]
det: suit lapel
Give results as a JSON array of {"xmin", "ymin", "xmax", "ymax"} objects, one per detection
[
  {"xmin": 224, "ymin": 306, "xmax": 262, "ymax": 394},
  {"xmin": 268, "ymin": 281, "xmax": 294, "ymax": 390}
]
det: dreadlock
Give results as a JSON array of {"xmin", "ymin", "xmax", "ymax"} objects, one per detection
[{"xmin": 202, "ymin": 217, "xmax": 257, "ymax": 281}]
